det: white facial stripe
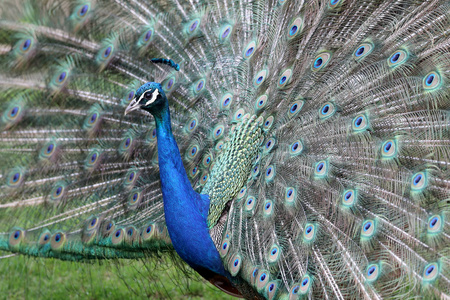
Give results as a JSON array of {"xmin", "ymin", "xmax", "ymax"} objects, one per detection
[
  {"xmin": 138, "ymin": 88, "xmax": 160, "ymax": 106},
  {"xmin": 146, "ymin": 89, "xmax": 159, "ymax": 105}
]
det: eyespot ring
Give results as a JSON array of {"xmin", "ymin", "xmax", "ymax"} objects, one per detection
[
  {"xmin": 220, "ymin": 93, "xmax": 233, "ymax": 110},
  {"xmin": 303, "ymin": 223, "xmax": 316, "ymax": 241},
  {"xmin": 314, "ymin": 160, "xmax": 328, "ymax": 178},
  {"xmin": 319, "ymin": 102, "xmax": 336, "ymax": 119},
  {"xmin": 278, "ymin": 69, "xmax": 292, "ymax": 88},
  {"xmin": 342, "ymin": 189, "xmax": 356, "ymax": 207},
  {"xmin": 423, "ymin": 262, "xmax": 439, "ymax": 282},
  {"xmin": 388, "ymin": 50, "xmax": 408, "ymax": 67},
  {"xmin": 243, "ymin": 40, "xmax": 257, "ymax": 59},
  {"xmin": 381, "ymin": 139, "xmax": 397, "ymax": 158},
  {"xmin": 352, "ymin": 114, "xmax": 369, "ymax": 131},
  {"xmin": 255, "ymin": 94, "xmax": 268, "ymax": 110},
  {"xmin": 253, "ymin": 69, "xmax": 268, "ymax": 87},
  {"xmin": 423, "ymin": 71, "xmax": 441, "ymax": 90},
  {"xmin": 353, "ymin": 43, "xmax": 374, "ymax": 60},
  {"xmin": 311, "ymin": 52, "xmax": 331, "ymax": 71},
  {"xmin": 288, "ymin": 17, "xmax": 303, "ymax": 39},
  {"xmin": 411, "ymin": 171, "xmax": 427, "ymax": 192},
  {"xmin": 361, "ymin": 219, "xmax": 376, "ymax": 238},
  {"xmin": 220, "ymin": 25, "xmax": 232, "ymax": 41},
  {"xmin": 366, "ymin": 263, "xmax": 380, "ymax": 282}
]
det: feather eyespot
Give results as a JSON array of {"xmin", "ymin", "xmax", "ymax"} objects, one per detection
[
  {"xmin": 289, "ymin": 140, "xmax": 303, "ymax": 156},
  {"xmin": 200, "ymin": 173, "xmax": 209, "ymax": 185},
  {"xmin": 254, "ymin": 69, "xmax": 268, "ymax": 87},
  {"xmin": 128, "ymin": 190, "xmax": 141, "ymax": 208},
  {"xmin": 411, "ymin": 171, "xmax": 427, "ymax": 191},
  {"xmin": 40, "ymin": 141, "xmax": 58, "ymax": 159},
  {"xmin": 50, "ymin": 182, "xmax": 66, "ymax": 201},
  {"xmin": 220, "ymin": 25, "xmax": 232, "ymax": 41},
  {"xmin": 352, "ymin": 114, "xmax": 369, "ymax": 131},
  {"xmin": 188, "ymin": 19, "xmax": 200, "ymax": 33},
  {"xmin": 285, "ymin": 187, "xmax": 296, "ymax": 203},
  {"xmin": 264, "ymin": 138, "xmax": 276, "ymax": 153},
  {"xmin": 220, "ymin": 93, "xmax": 233, "ymax": 109},
  {"xmin": 103, "ymin": 46, "xmax": 112, "ymax": 58},
  {"xmin": 89, "ymin": 152, "xmax": 98, "ymax": 163},
  {"xmin": 21, "ymin": 39, "xmax": 32, "ymax": 51},
  {"xmin": 143, "ymin": 30, "xmax": 152, "ymax": 42},
  {"xmin": 6, "ymin": 168, "xmax": 24, "ymax": 187},
  {"xmin": 228, "ymin": 254, "xmax": 242, "ymax": 276},
  {"xmin": 255, "ymin": 95, "xmax": 268, "ymax": 110},
  {"xmin": 342, "ymin": 189, "xmax": 356, "ymax": 206},
  {"xmin": 111, "ymin": 228, "xmax": 124, "ymax": 244},
  {"xmin": 186, "ymin": 144, "xmax": 199, "ymax": 160},
  {"xmin": 278, "ymin": 69, "xmax": 292, "ymax": 88},
  {"xmin": 215, "ymin": 140, "xmax": 224, "ymax": 151},
  {"xmin": 423, "ymin": 72, "xmax": 441, "ymax": 90},
  {"xmin": 427, "ymin": 215, "xmax": 443, "ymax": 234},
  {"xmin": 202, "ymin": 155, "xmax": 212, "ymax": 167},
  {"xmin": 9, "ymin": 229, "xmax": 25, "ymax": 247},
  {"xmin": 219, "ymin": 239, "xmax": 230, "ymax": 257},
  {"xmin": 381, "ymin": 139, "xmax": 397, "ymax": 158},
  {"xmin": 288, "ymin": 99, "xmax": 304, "ymax": 118},
  {"xmin": 166, "ymin": 78, "xmax": 174, "ymax": 90},
  {"xmin": 245, "ymin": 196, "xmax": 256, "ymax": 211},
  {"xmin": 10, "ymin": 106, "xmax": 19, "ymax": 118},
  {"xmin": 257, "ymin": 271, "xmax": 269, "ymax": 290},
  {"xmin": 57, "ymin": 71, "xmax": 67, "ymax": 83},
  {"xmin": 243, "ymin": 41, "xmax": 257, "ymax": 59},
  {"xmin": 233, "ymin": 108, "xmax": 245, "ymax": 122},
  {"xmin": 303, "ymin": 224, "xmax": 316, "ymax": 242},
  {"xmin": 361, "ymin": 220, "xmax": 376, "ymax": 238},
  {"xmin": 78, "ymin": 4, "xmax": 89, "ymax": 17},
  {"xmin": 141, "ymin": 223, "xmax": 155, "ymax": 241},
  {"xmin": 312, "ymin": 52, "xmax": 331, "ymax": 71},
  {"xmin": 265, "ymin": 166, "xmax": 275, "ymax": 182},
  {"xmin": 300, "ymin": 275, "xmax": 311, "ymax": 293},
  {"xmin": 423, "ymin": 263, "xmax": 439, "ymax": 282},
  {"xmin": 267, "ymin": 245, "xmax": 279, "ymax": 263},
  {"xmin": 264, "ymin": 200, "xmax": 273, "ymax": 215},
  {"xmin": 329, "ymin": 0, "xmax": 343, "ymax": 8},
  {"xmin": 288, "ymin": 17, "xmax": 302, "ymax": 39},
  {"xmin": 213, "ymin": 125, "xmax": 224, "ymax": 139},
  {"xmin": 39, "ymin": 231, "xmax": 51, "ymax": 245},
  {"xmin": 319, "ymin": 102, "xmax": 336, "ymax": 119},
  {"xmin": 266, "ymin": 281, "xmax": 278, "ymax": 299},
  {"xmin": 262, "ymin": 116, "xmax": 274, "ymax": 131},
  {"xmin": 353, "ymin": 43, "xmax": 374, "ymax": 60},
  {"xmin": 314, "ymin": 161, "xmax": 328, "ymax": 178},
  {"xmin": 237, "ymin": 187, "xmax": 247, "ymax": 199},
  {"xmin": 194, "ymin": 79, "xmax": 205, "ymax": 93},
  {"xmin": 388, "ymin": 50, "xmax": 408, "ymax": 67},
  {"xmin": 366, "ymin": 264, "xmax": 380, "ymax": 282},
  {"xmin": 186, "ymin": 118, "xmax": 198, "ymax": 133},
  {"xmin": 127, "ymin": 91, "xmax": 135, "ymax": 101},
  {"xmin": 51, "ymin": 232, "xmax": 66, "ymax": 250}
]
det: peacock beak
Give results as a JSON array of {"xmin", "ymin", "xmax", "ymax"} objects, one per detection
[{"xmin": 124, "ymin": 98, "xmax": 140, "ymax": 115}]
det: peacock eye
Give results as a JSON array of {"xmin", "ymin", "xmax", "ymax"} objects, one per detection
[
  {"xmin": 127, "ymin": 91, "xmax": 135, "ymax": 101},
  {"xmin": 144, "ymin": 91, "xmax": 153, "ymax": 99},
  {"xmin": 78, "ymin": 4, "xmax": 89, "ymax": 17},
  {"xmin": 144, "ymin": 30, "xmax": 152, "ymax": 41},
  {"xmin": 22, "ymin": 39, "xmax": 32, "ymax": 51}
]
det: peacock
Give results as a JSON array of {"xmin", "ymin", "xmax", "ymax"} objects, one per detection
[{"xmin": 0, "ymin": 0, "xmax": 449, "ymax": 298}]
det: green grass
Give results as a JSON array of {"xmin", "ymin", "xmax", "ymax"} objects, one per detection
[{"xmin": 0, "ymin": 254, "xmax": 235, "ymax": 299}]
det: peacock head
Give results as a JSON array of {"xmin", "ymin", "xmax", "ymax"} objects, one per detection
[{"xmin": 124, "ymin": 82, "xmax": 167, "ymax": 115}]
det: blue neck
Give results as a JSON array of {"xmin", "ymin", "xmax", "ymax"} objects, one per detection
[{"xmin": 152, "ymin": 103, "xmax": 227, "ymax": 276}]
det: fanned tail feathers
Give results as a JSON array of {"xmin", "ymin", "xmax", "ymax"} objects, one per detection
[{"xmin": 0, "ymin": 0, "xmax": 449, "ymax": 298}]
